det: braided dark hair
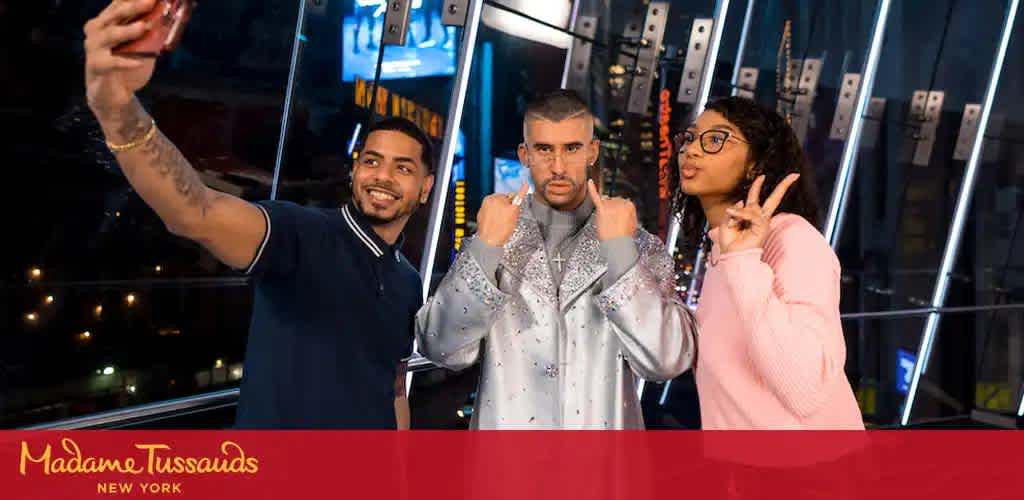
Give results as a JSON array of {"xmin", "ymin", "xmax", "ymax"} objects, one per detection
[{"xmin": 674, "ymin": 96, "xmax": 820, "ymax": 257}]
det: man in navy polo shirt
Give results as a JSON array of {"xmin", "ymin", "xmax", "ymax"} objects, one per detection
[
  {"xmin": 84, "ymin": 12, "xmax": 434, "ymax": 427},
  {"xmin": 236, "ymin": 117, "xmax": 434, "ymax": 428}
]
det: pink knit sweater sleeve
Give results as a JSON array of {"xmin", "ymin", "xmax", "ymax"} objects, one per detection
[{"xmin": 713, "ymin": 217, "xmax": 846, "ymax": 418}]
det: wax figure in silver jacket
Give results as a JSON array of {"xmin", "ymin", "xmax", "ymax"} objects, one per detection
[{"xmin": 416, "ymin": 90, "xmax": 697, "ymax": 429}]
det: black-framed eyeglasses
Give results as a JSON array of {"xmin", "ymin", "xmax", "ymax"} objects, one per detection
[{"xmin": 674, "ymin": 129, "xmax": 749, "ymax": 155}]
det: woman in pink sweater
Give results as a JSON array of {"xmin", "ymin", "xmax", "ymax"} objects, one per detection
[{"xmin": 676, "ymin": 97, "xmax": 863, "ymax": 430}]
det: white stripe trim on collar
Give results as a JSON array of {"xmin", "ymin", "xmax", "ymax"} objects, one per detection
[
  {"xmin": 342, "ymin": 205, "xmax": 383, "ymax": 257},
  {"xmin": 244, "ymin": 204, "xmax": 272, "ymax": 274}
]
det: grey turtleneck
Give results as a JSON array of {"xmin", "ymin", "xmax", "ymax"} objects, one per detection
[{"xmin": 467, "ymin": 195, "xmax": 640, "ymax": 291}]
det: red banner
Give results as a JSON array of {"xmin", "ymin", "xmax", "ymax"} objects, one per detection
[{"xmin": 3, "ymin": 431, "xmax": 1021, "ymax": 499}]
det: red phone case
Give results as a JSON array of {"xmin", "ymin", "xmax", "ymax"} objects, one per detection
[{"xmin": 112, "ymin": 0, "xmax": 196, "ymax": 57}]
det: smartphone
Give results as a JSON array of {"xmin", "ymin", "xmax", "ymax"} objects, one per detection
[{"xmin": 112, "ymin": 0, "xmax": 196, "ymax": 58}]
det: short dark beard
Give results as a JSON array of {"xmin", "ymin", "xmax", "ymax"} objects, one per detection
[
  {"xmin": 352, "ymin": 195, "xmax": 395, "ymax": 224},
  {"xmin": 352, "ymin": 192, "xmax": 423, "ymax": 228}
]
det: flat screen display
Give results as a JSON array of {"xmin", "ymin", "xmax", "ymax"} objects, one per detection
[
  {"xmin": 493, "ymin": 157, "xmax": 534, "ymax": 195},
  {"xmin": 341, "ymin": 0, "xmax": 457, "ymax": 82}
]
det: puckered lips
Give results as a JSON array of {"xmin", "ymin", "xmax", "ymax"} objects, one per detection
[{"xmin": 680, "ymin": 161, "xmax": 700, "ymax": 180}]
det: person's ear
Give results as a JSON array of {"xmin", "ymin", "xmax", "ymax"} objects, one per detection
[
  {"xmin": 745, "ymin": 158, "xmax": 763, "ymax": 181},
  {"xmin": 420, "ymin": 174, "xmax": 435, "ymax": 204},
  {"xmin": 517, "ymin": 143, "xmax": 529, "ymax": 168},
  {"xmin": 350, "ymin": 159, "xmax": 361, "ymax": 184}
]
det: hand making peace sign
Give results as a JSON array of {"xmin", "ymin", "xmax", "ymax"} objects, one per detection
[{"xmin": 717, "ymin": 173, "xmax": 801, "ymax": 254}]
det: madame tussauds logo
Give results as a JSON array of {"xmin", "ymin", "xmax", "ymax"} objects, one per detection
[{"xmin": 19, "ymin": 438, "xmax": 259, "ymax": 494}]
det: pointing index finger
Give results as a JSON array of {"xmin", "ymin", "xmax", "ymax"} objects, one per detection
[
  {"xmin": 587, "ymin": 180, "xmax": 604, "ymax": 211},
  {"xmin": 517, "ymin": 181, "xmax": 529, "ymax": 199}
]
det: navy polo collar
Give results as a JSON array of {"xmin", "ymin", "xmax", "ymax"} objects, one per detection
[{"xmin": 340, "ymin": 202, "xmax": 405, "ymax": 260}]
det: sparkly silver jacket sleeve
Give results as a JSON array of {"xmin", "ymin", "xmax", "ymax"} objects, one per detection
[
  {"xmin": 415, "ymin": 242, "xmax": 509, "ymax": 371},
  {"xmin": 596, "ymin": 231, "xmax": 697, "ymax": 381}
]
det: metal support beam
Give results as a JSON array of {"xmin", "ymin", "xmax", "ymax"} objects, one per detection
[
  {"xmin": 381, "ymin": 0, "xmax": 414, "ymax": 46},
  {"xmin": 953, "ymin": 104, "xmax": 982, "ymax": 161},
  {"xmin": 419, "ymin": 0, "xmax": 484, "ymax": 300},
  {"xmin": 901, "ymin": 0, "xmax": 1020, "ymax": 426},
  {"xmin": 730, "ymin": 0, "xmax": 756, "ymax": 96},
  {"xmin": 677, "ymin": 19, "xmax": 712, "ymax": 105},
  {"xmin": 694, "ymin": 0, "xmax": 729, "ymax": 116},
  {"xmin": 734, "ymin": 67, "xmax": 758, "ymax": 99},
  {"xmin": 859, "ymin": 97, "xmax": 886, "ymax": 150},
  {"xmin": 789, "ymin": 58, "xmax": 823, "ymax": 144},
  {"xmin": 560, "ymin": 0, "xmax": 584, "ymax": 88},
  {"xmin": 829, "ymin": 73, "xmax": 861, "ymax": 141},
  {"xmin": 1018, "ymin": 383, "xmax": 1024, "ymax": 417},
  {"xmin": 627, "ymin": 2, "xmax": 670, "ymax": 115},
  {"xmin": 563, "ymin": 15, "xmax": 599, "ymax": 95},
  {"xmin": 824, "ymin": 0, "xmax": 893, "ymax": 247},
  {"xmin": 906, "ymin": 90, "xmax": 945, "ymax": 166},
  {"xmin": 270, "ymin": 0, "xmax": 309, "ymax": 200},
  {"xmin": 410, "ymin": 1, "xmax": 483, "ymax": 396},
  {"xmin": 442, "ymin": 0, "xmax": 470, "ymax": 26}
]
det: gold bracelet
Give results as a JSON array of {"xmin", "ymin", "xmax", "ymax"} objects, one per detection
[{"xmin": 106, "ymin": 119, "xmax": 157, "ymax": 153}]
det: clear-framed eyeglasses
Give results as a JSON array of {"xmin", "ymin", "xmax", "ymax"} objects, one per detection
[{"xmin": 525, "ymin": 143, "xmax": 589, "ymax": 166}]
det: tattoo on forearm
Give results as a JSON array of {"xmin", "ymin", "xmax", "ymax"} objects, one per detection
[
  {"xmin": 139, "ymin": 130, "xmax": 210, "ymax": 213},
  {"xmin": 115, "ymin": 105, "xmax": 149, "ymax": 144},
  {"xmin": 116, "ymin": 103, "xmax": 210, "ymax": 214}
]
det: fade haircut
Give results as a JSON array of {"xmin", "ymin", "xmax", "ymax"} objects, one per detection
[
  {"xmin": 523, "ymin": 89, "xmax": 594, "ymax": 139},
  {"xmin": 359, "ymin": 117, "xmax": 436, "ymax": 174}
]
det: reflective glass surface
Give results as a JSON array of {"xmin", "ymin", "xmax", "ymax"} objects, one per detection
[
  {"xmin": 0, "ymin": 0, "xmax": 298, "ymax": 426},
  {"xmin": 906, "ymin": 3, "xmax": 1024, "ymax": 423},
  {"xmin": 834, "ymin": 0, "xmax": 1010, "ymax": 314},
  {"xmin": 710, "ymin": 0, "xmax": 879, "ymax": 213}
]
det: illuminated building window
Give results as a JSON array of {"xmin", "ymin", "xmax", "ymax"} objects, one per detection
[{"xmin": 454, "ymin": 180, "xmax": 467, "ymax": 250}]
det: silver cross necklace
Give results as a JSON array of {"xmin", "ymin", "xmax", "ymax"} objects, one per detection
[{"xmin": 551, "ymin": 252, "xmax": 567, "ymax": 273}]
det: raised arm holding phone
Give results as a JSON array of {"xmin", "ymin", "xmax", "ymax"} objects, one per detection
[{"xmin": 84, "ymin": 0, "xmax": 436, "ymax": 429}]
